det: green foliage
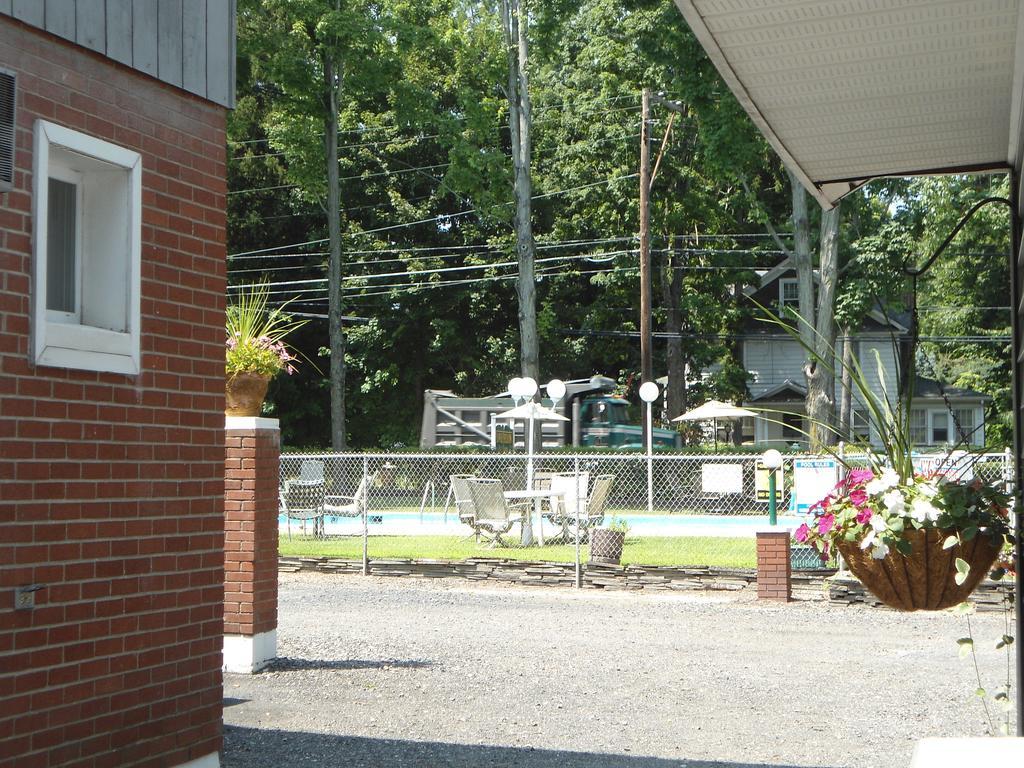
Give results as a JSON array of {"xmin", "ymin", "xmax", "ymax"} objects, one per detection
[{"xmin": 226, "ymin": 283, "xmax": 308, "ymax": 377}]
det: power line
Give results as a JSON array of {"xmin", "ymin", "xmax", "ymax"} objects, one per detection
[{"xmin": 226, "ymin": 173, "xmax": 641, "ymax": 258}]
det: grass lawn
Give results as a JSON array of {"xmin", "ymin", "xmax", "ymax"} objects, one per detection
[{"xmin": 279, "ymin": 534, "xmax": 757, "ymax": 569}]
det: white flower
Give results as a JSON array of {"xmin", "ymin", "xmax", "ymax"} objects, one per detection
[
  {"xmin": 883, "ymin": 489, "xmax": 905, "ymax": 516},
  {"xmin": 870, "ymin": 541, "xmax": 890, "ymax": 560},
  {"xmin": 860, "ymin": 529, "xmax": 877, "ymax": 550},
  {"xmin": 910, "ymin": 497, "xmax": 940, "ymax": 523},
  {"xmin": 918, "ymin": 481, "xmax": 940, "ymax": 499},
  {"xmin": 869, "ymin": 513, "xmax": 887, "ymax": 533},
  {"xmin": 865, "ymin": 468, "xmax": 900, "ymax": 496}
]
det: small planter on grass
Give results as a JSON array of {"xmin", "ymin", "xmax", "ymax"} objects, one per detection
[{"xmin": 589, "ymin": 527, "xmax": 625, "ymax": 565}]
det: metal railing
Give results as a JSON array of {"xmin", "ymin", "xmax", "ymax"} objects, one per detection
[{"xmin": 277, "ymin": 449, "xmax": 1015, "ymax": 582}]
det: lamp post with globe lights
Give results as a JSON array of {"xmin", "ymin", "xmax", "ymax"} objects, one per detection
[{"xmin": 639, "ymin": 381, "xmax": 660, "ymax": 514}]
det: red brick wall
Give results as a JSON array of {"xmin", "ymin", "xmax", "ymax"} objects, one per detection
[
  {"xmin": 756, "ymin": 531, "xmax": 792, "ymax": 601},
  {"xmin": 224, "ymin": 426, "xmax": 279, "ymax": 637},
  {"xmin": 0, "ymin": 19, "xmax": 226, "ymax": 768}
]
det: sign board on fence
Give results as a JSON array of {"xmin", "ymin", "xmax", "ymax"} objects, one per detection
[
  {"xmin": 493, "ymin": 424, "xmax": 514, "ymax": 451},
  {"xmin": 792, "ymin": 458, "xmax": 838, "ymax": 515},
  {"xmin": 755, "ymin": 460, "xmax": 783, "ymax": 502},
  {"xmin": 912, "ymin": 451, "xmax": 975, "ymax": 481},
  {"xmin": 702, "ymin": 463, "xmax": 743, "ymax": 495}
]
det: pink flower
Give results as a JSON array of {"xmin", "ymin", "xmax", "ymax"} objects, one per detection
[
  {"xmin": 847, "ymin": 469, "xmax": 874, "ymax": 486},
  {"xmin": 809, "ymin": 496, "xmax": 831, "ymax": 515},
  {"xmin": 849, "ymin": 488, "xmax": 868, "ymax": 508},
  {"xmin": 855, "ymin": 508, "xmax": 873, "ymax": 525},
  {"xmin": 795, "ymin": 523, "xmax": 810, "ymax": 543},
  {"xmin": 817, "ymin": 513, "xmax": 835, "ymax": 536}
]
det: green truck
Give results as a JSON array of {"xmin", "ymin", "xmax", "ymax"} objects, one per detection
[{"xmin": 419, "ymin": 376, "xmax": 681, "ymax": 450}]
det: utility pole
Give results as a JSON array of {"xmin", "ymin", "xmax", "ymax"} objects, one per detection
[
  {"xmin": 639, "ymin": 90, "xmax": 686, "ymax": 396},
  {"xmin": 639, "ymin": 88, "xmax": 653, "ymax": 388}
]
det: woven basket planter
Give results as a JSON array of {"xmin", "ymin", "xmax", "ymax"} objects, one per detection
[
  {"xmin": 225, "ymin": 372, "xmax": 271, "ymax": 417},
  {"xmin": 589, "ymin": 528, "xmax": 625, "ymax": 565},
  {"xmin": 837, "ymin": 527, "xmax": 1002, "ymax": 611}
]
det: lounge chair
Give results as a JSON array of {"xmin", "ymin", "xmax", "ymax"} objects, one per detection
[
  {"xmin": 466, "ymin": 478, "xmax": 529, "ymax": 548},
  {"xmin": 324, "ymin": 475, "xmax": 369, "ymax": 520},
  {"xmin": 554, "ymin": 473, "xmax": 613, "ymax": 543}
]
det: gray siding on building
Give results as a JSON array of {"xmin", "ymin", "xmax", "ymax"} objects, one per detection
[{"xmin": 1, "ymin": 0, "xmax": 234, "ymax": 107}]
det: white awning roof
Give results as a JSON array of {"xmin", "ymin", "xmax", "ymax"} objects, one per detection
[{"xmin": 674, "ymin": 0, "xmax": 1024, "ymax": 207}]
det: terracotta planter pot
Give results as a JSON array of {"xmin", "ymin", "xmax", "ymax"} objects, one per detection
[
  {"xmin": 589, "ymin": 528, "xmax": 625, "ymax": 565},
  {"xmin": 225, "ymin": 372, "xmax": 271, "ymax": 417},
  {"xmin": 837, "ymin": 527, "xmax": 1002, "ymax": 611}
]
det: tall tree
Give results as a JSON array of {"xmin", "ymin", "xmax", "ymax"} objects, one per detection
[
  {"xmin": 239, "ymin": 0, "xmax": 389, "ymax": 449},
  {"xmin": 500, "ymin": 0, "xmax": 540, "ymax": 384}
]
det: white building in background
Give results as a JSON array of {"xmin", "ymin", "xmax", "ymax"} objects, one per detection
[{"xmin": 738, "ymin": 265, "xmax": 988, "ymax": 449}]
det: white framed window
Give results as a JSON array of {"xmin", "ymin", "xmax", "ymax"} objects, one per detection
[
  {"xmin": 930, "ymin": 411, "xmax": 949, "ymax": 444},
  {"xmin": 32, "ymin": 120, "xmax": 142, "ymax": 375},
  {"xmin": 909, "ymin": 408, "xmax": 927, "ymax": 444},
  {"xmin": 952, "ymin": 408, "xmax": 978, "ymax": 445},
  {"xmin": 851, "ymin": 409, "xmax": 872, "ymax": 443},
  {"xmin": 779, "ymin": 278, "xmax": 799, "ymax": 312}
]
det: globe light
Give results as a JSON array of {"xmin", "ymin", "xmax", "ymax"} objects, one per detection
[
  {"xmin": 638, "ymin": 381, "xmax": 660, "ymax": 403},
  {"xmin": 520, "ymin": 376, "xmax": 538, "ymax": 399},
  {"xmin": 508, "ymin": 377, "xmax": 524, "ymax": 402},
  {"xmin": 546, "ymin": 378, "xmax": 566, "ymax": 403},
  {"xmin": 762, "ymin": 448, "xmax": 783, "ymax": 470}
]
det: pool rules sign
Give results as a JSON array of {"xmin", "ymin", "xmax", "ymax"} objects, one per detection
[{"xmin": 792, "ymin": 458, "xmax": 839, "ymax": 515}]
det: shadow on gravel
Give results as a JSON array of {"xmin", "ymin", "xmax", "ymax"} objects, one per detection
[
  {"xmin": 222, "ymin": 725, "xmax": 834, "ymax": 768},
  {"xmin": 223, "ymin": 697, "xmax": 250, "ymax": 708},
  {"xmin": 266, "ymin": 657, "xmax": 434, "ymax": 672}
]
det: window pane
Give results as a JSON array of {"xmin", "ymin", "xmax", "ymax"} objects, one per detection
[
  {"xmin": 931, "ymin": 411, "xmax": 949, "ymax": 443},
  {"xmin": 910, "ymin": 409, "xmax": 927, "ymax": 444},
  {"xmin": 953, "ymin": 408, "xmax": 976, "ymax": 442},
  {"xmin": 47, "ymin": 178, "xmax": 77, "ymax": 314}
]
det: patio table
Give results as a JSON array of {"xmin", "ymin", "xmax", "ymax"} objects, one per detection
[{"xmin": 503, "ymin": 489, "xmax": 564, "ymax": 546}]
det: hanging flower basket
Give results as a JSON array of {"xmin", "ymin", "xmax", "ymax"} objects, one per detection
[
  {"xmin": 225, "ymin": 372, "xmax": 271, "ymax": 417},
  {"xmin": 836, "ymin": 527, "xmax": 1002, "ymax": 611}
]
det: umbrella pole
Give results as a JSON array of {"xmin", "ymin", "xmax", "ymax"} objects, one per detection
[{"xmin": 714, "ymin": 417, "xmax": 718, "ymax": 451}]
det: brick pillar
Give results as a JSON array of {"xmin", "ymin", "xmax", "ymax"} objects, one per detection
[
  {"xmin": 756, "ymin": 530, "xmax": 792, "ymax": 601},
  {"xmin": 224, "ymin": 417, "xmax": 280, "ymax": 673}
]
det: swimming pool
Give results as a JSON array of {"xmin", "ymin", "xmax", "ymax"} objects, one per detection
[{"xmin": 278, "ymin": 511, "xmax": 805, "ymax": 538}]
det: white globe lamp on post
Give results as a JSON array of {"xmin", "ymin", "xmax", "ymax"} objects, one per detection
[
  {"xmin": 638, "ymin": 381, "xmax": 660, "ymax": 514},
  {"xmin": 761, "ymin": 449, "xmax": 783, "ymax": 525}
]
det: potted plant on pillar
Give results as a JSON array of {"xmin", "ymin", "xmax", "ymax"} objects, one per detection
[{"xmin": 225, "ymin": 283, "xmax": 306, "ymax": 417}]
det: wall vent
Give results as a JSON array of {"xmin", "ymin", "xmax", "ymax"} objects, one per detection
[{"xmin": 0, "ymin": 69, "xmax": 15, "ymax": 193}]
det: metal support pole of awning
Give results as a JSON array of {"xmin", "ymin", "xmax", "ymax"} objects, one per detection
[{"xmin": 1007, "ymin": 173, "xmax": 1023, "ymax": 738}]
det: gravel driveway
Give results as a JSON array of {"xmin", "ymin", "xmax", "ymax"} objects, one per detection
[{"xmin": 223, "ymin": 572, "xmax": 1016, "ymax": 767}]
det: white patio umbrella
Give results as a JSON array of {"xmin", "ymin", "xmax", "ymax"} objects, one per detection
[
  {"xmin": 494, "ymin": 402, "xmax": 569, "ymax": 488},
  {"xmin": 672, "ymin": 400, "xmax": 756, "ymax": 449}
]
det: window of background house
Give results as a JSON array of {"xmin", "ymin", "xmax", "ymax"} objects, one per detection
[
  {"xmin": 851, "ymin": 409, "xmax": 872, "ymax": 443},
  {"xmin": 32, "ymin": 121, "xmax": 141, "ymax": 374},
  {"xmin": 910, "ymin": 409, "xmax": 927, "ymax": 444},
  {"xmin": 782, "ymin": 412, "xmax": 803, "ymax": 440},
  {"xmin": 779, "ymin": 278, "xmax": 799, "ymax": 313},
  {"xmin": 930, "ymin": 411, "xmax": 949, "ymax": 444},
  {"xmin": 952, "ymin": 408, "xmax": 977, "ymax": 444}
]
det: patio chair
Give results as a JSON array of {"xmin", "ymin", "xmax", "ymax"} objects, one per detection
[
  {"xmin": 280, "ymin": 476, "xmax": 326, "ymax": 539},
  {"xmin": 543, "ymin": 472, "xmax": 590, "ymax": 541},
  {"xmin": 324, "ymin": 474, "xmax": 369, "ymax": 520},
  {"xmin": 466, "ymin": 478, "xmax": 529, "ymax": 548},
  {"xmin": 299, "ymin": 459, "xmax": 325, "ymax": 482},
  {"xmin": 555, "ymin": 474, "xmax": 613, "ymax": 543},
  {"xmin": 450, "ymin": 474, "xmax": 481, "ymax": 540}
]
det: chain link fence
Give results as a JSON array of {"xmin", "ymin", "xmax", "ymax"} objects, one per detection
[{"xmin": 277, "ymin": 450, "xmax": 1015, "ymax": 579}]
